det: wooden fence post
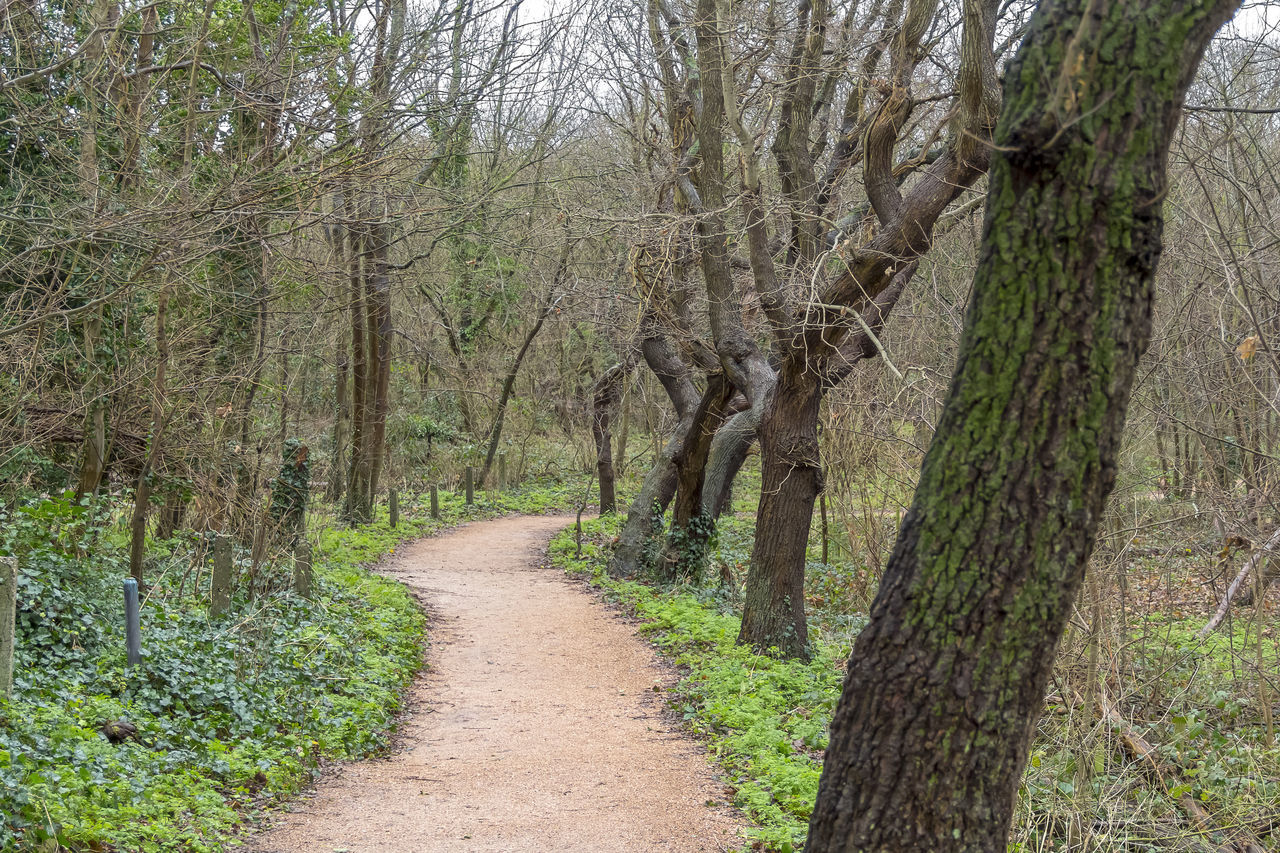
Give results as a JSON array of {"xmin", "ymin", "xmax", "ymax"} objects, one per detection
[
  {"xmin": 123, "ymin": 578, "xmax": 141, "ymax": 668},
  {"xmin": 211, "ymin": 535, "xmax": 232, "ymax": 616},
  {"xmin": 0, "ymin": 558, "xmax": 16, "ymax": 699},
  {"xmin": 293, "ymin": 542, "xmax": 313, "ymax": 599},
  {"xmin": 389, "ymin": 489, "xmax": 399, "ymax": 528},
  {"xmin": 464, "ymin": 467, "xmax": 474, "ymax": 505},
  {"xmin": 430, "ymin": 485, "xmax": 439, "ymax": 519},
  {"xmin": 498, "ymin": 453, "xmax": 507, "ymax": 491}
]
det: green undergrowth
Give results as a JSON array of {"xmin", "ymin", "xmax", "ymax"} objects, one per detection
[
  {"xmin": 0, "ymin": 477, "xmax": 580, "ymax": 852},
  {"xmin": 549, "ymin": 514, "xmax": 843, "ymax": 852},
  {"xmin": 1014, "ymin": 613, "xmax": 1280, "ymax": 851}
]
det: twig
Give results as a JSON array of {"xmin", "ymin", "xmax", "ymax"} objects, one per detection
[{"xmin": 1200, "ymin": 526, "xmax": 1280, "ymax": 638}]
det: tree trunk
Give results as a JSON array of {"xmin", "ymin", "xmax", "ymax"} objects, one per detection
[
  {"xmin": 805, "ymin": 2, "xmax": 1239, "ymax": 849},
  {"xmin": 480, "ymin": 251, "xmax": 568, "ymax": 488},
  {"xmin": 739, "ymin": 372, "xmax": 821, "ymax": 659},
  {"xmin": 326, "ymin": 347, "xmax": 349, "ymax": 503},
  {"xmin": 365, "ymin": 211, "xmax": 393, "ymax": 501},
  {"xmin": 733, "ymin": 0, "xmax": 1000, "ymax": 659},
  {"xmin": 614, "ymin": 382, "xmax": 632, "ymax": 479},
  {"xmin": 592, "ymin": 359, "xmax": 635, "ymax": 514},
  {"xmin": 664, "ymin": 374, "xmax": 738, "ymax": 579},
  {"xmin": 739, "ymin": 266, "xmax": 916, "ymax": 656},
  {"xmin": 73, "ymin": 0, "xmax": 115, "ymax": 502},
  {"xmin": 609, "ymin": 333, "xmax": 699, "ymax": 578},
  {"xmin": 702, "ymin": 406, "xmax": 758, "ymax": 521},
  {"xmin": 344, "ymin": 211, "xmax": 371, "ymax": 523},
  {"xmin": 128, "ymin": 279, "xmax": 172, "ymax": 582}
]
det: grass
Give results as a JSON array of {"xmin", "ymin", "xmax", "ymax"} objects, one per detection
[
  {"xmin": 549, "ymin": 514, "xmax": 840, "ymax": 851},
  {"xmin": 553, "ymin": 484, "xmax": 1280, "ymax": 853},
  {"xmin": 0, "ymin": 476, "xmax": 582, "ymax": 852}
]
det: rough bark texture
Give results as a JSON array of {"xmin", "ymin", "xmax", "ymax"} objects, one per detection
[
  {"xmin": 702, "ymin": 406, "xmax": 757, "ymax": 521},
  {"xmin": 739, "ymin": 370, "xmax": 822, "ymax": 660},
  {"xmin": 805, "ymin": 2, "xmax": 1240, "ymax": 849},
  {"xmin": 670, "ymin": 376, "xmax": 735, "ymax": 532},
  {"xmin": 365, "ymin": 211, "xmax": 393, "ymax": 501},
  {"xmin": 663, "ymin": 375, "xmax": 738, "ymax": 579},
  {"xmin": 609, "ymin": 333, "xmax": 699, "ymax": 578}
]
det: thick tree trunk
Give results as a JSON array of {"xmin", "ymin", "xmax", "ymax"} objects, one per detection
[
  {"xmin": 805, "ymin": 2, "xmax": 1238, "ymax": 849},
  {"xmin": 345, "ymin": 0, "xmax": 403, "ymax": 521},
  {"xmin": 663, "ymin": 376, "xmax": 743, "ymax": 578},
  {"xmin": 670, "ymin": 378, "xmax": 734, "ymax": 531},
  {"xmin": 739, "ymin": 372, "xmax": 821, "ymax": 659},
  {"xmin": 739, "ymin": 266, "xmax": 915, "ymax": 656},
  {"xmin": 736, "ymin": 0, "xmax": 1002, "ymax": 659},
  {"xmin": 610, "ymin": 428, "xmax": 684, "ymax": 578},
  {"xmin": 702, "ymin": 406, "xmax": 758, "ymax": 521}
]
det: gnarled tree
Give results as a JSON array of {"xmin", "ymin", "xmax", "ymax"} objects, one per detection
[{"xmin": 805, "ymin": 0, "xmax": 1241, "ymax": 848}]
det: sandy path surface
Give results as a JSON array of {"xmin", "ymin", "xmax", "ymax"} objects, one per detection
[{"xmin": 252, "ymin": 515, "xmax": 744, "ymax": 853}]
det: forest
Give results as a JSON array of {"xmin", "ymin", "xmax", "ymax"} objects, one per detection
[{"xmin": 0, "ymin": 0, "xmax": 1277, "ymax": 851}]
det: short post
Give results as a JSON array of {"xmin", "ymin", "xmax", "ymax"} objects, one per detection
[
  {"xmin": 430, "ymin": 484, "xmax": 439, "ymax": 519},
  {"xmin": 389, "ymin": 488, "xmax": 399, "ymax": 528},
  {"xmin": 293, "ymin": 542, "xmax": 313, "ymax": 599},
  {"xmin": 123, "ymin": 578, "xmax": 141, "ymax": 668},
  {"xmin": 0, "ymin": 558, "xmax": 16, "ymax": 699},
  {"xmin": 464, "ymin": 467, "xmax": 474, "ymax": 505},
  {"xmin": 498, "ymin": 453, "xmax": 507, "ymax": 491},
  {"xmin": 211, "ymin": 534, "xmax": 232, "ymax": 616}
]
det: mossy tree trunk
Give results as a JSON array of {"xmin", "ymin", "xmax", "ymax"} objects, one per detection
[{"xmin": 805, "ymin": 1, "xmax": 1240, "ymax": 849}]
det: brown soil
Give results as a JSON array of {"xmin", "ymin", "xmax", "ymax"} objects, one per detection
[{"xmin": 251, "ymin": 515, "xmax": 745, "ymax": 852}]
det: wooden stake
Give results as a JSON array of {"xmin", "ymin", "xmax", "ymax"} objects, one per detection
[
  {"xmin": 430, "ymin": 485, "xmax": 439, "ymax": 519},
  {"xmin": 389, "ymin": 488, "xmax": 399, "ymax": 528},
  {"xmin": 0, "ymin": 558, "xmax": 16, "ymax": 699},
  {"xmin": 465, "ymin": 467, "xmax": 474, "ymax": 505},
  {"xmin": 211, "ymin": 535, "xmax": 232, "ymax": 616},
  {"xmin": 294, "ymin": 542, "xmax": 313, "ymax": 599}
]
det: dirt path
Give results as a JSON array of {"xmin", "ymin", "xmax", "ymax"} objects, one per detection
[{"xmin": 252, "ymin": 515, "xmax": 744, "ymax": 853}]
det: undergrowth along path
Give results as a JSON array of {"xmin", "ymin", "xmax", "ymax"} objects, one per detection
[{"xmin": 252, "ymin": 515, "xmax": 743, "ymax": 852}]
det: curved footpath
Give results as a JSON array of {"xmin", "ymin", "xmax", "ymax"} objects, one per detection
[{"xmin": 252, "ymin": 515, "xmax": 744, "ymax": 852}]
